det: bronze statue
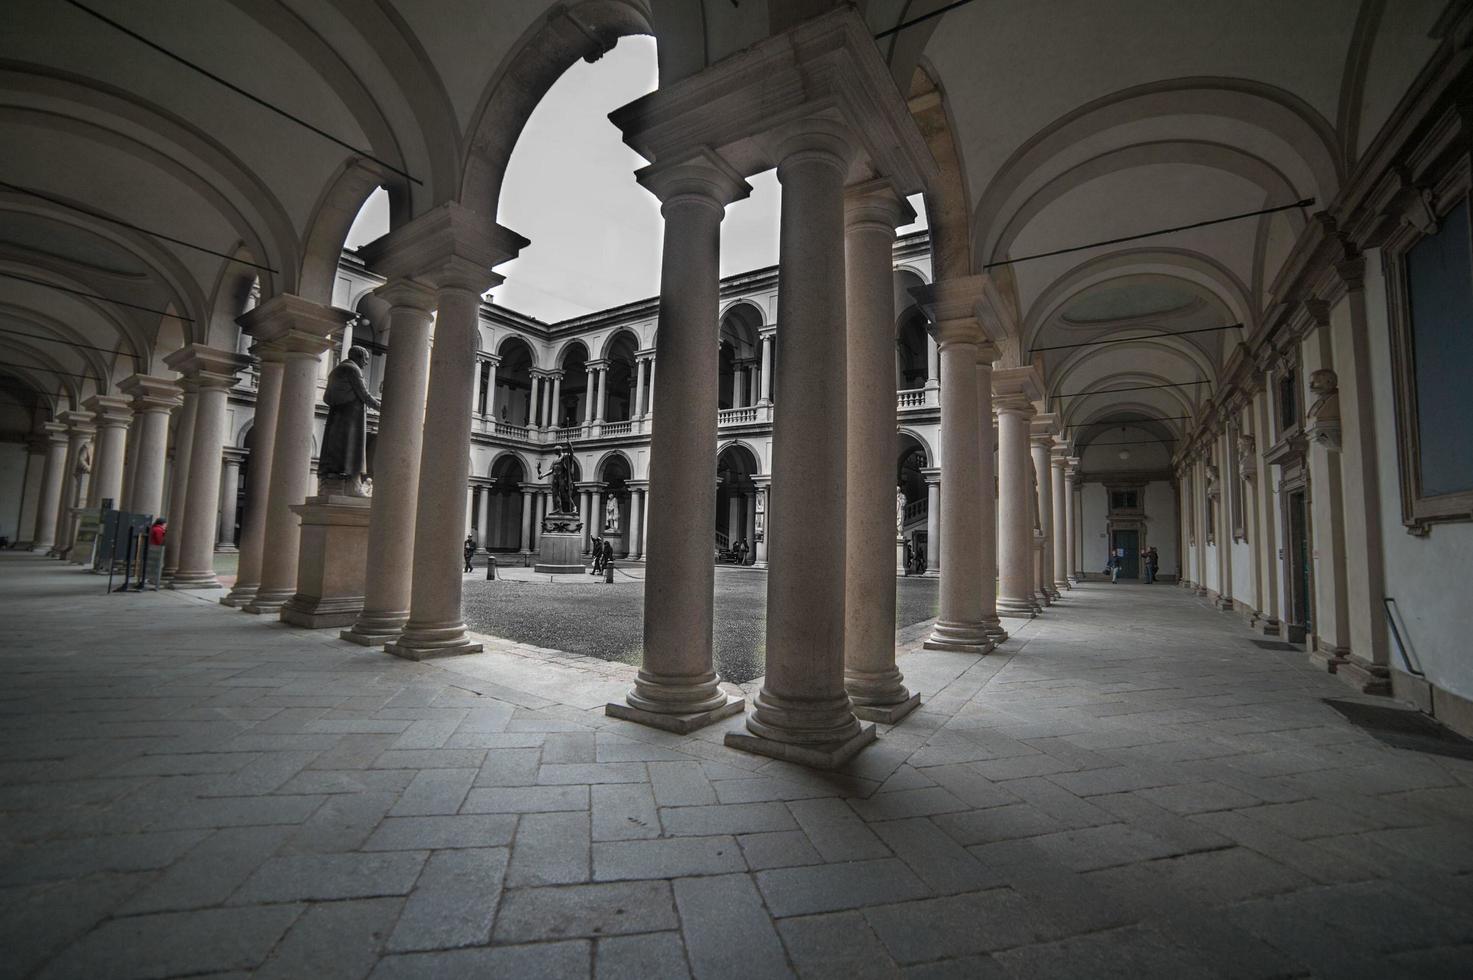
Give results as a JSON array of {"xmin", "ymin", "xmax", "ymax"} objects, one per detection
[
  {"xmin": 549, "ymin": 444, "xmax": 576, "ymax": 515},
  {"xmin": 319, "ymin": 346, "xmax": 380, "ymax": 496}
]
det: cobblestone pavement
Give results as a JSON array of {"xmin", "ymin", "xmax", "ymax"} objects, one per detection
[
  {"xmin": 461, "ymin": 565, "xmax": 941, "ymax": 683},
  {"xmin": 3, "ymin": 553, "xmax": 1472, "ymax": 978}
]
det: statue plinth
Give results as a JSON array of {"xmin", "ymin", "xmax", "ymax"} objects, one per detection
[
  {"xmin": 536, "ymin": 510, "xmax": 585, "ymax": 574},
  {"xmin": 280, "ymin": 494, "xmax": 371, "ymax": 629}
]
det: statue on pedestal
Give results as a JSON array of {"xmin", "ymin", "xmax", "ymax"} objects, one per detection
[
  {"xmin": 896, "ymin": 486, "xmax": 907, "ymax": 539},
  {"xmin": 319, "ymin": 346, "xmax": 380, "ymax": 497},
  {"xmin": 537, "ymin": 445, "xmax": 582, "ymax": 533},
  {"xmin": 604, "ymin": 493, "xmax": 620, "ymax": 533}
]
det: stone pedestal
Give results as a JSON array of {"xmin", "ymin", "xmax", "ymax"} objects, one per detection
[
  {"xmin": 535, "ymin": 519, "xmax": 585, "ymax": 575},
  {"xmin": 896, "ymin": 537, "xmax": 907, "ymax": 575},
  {"xmin": 279, "ymin": 495, "xmax": 371, "ymax": 629}
]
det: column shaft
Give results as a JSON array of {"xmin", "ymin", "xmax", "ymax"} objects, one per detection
[
  {"xmin": 1031, "ymin": 440, "xmax": 1057, "ymax": 600},
  {"xmin": 171, "ymin": 357, "xmax": 243, "ymax": 588},
  {"xmin": 218, "ymin": 456, "xmax": 241, "ymax": 549},
  {"xmin": 634, "ymin": 359, "xmax": 647, "ymax": 419},
  {"xmin": 162, "ymin": 388, "xmax": 197, "ymax": 575},
  {"xmin": 997, "ymin": 407, "xmax": 1038, "ymax": 616},
  {"xmin": 30, "ymin": 425, "xmax": 68, "ymax": 552},
  {"xmin": 976, "ymin": 361, "xmax": 1006, "ymax": 640},
  {"xmin": 1051, "ymin": 458, "xmax": 1069, "ymax": 590},
  {"xmin": 389, "ymin": 285, "xmax": 484, "ymax": 658},
  {"xmin": 924, "ymin": 479, "xmax": 940, "ymax": 575},
  {"xmin": 520, "ymin": 489, "xmax": 533, "ymax": 552},
  {"xmin": 344, "ymin": 292, "xmax": 434, "ymax": 644},
  {"xmin": 628, "ymin": 489, "xmax": 643, "ymax": 560},
  {"xmin": 223, "ymin": 358, "xmax": 281, "ymax": 606}
]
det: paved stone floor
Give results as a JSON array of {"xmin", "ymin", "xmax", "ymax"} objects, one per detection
[
  {"xmin": 3, "ymin": 553, "xmax": 1472, "ymax": 978},
  {"xmin": 462, "ymin": 565, "xmax": 941, "ymax": 682}
]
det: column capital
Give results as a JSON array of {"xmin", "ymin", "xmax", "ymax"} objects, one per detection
[
  {"xmin": 359, "ymin": 202, "xmax": 528, "ymax": 295},
  {"xmin": 118, "ymin": 374, "xmax": 183, "ymax": 414},
  {"xmin": 82, "ymin": 393, "xmax": 132, "ymax": 429},
  {"xmin": 992, "ymin": 364, "xmax": 1044, "ymax": 412},
  {"xmin": 371, "ymin": 277, "xmax": 438, "ymax": 315},
  {"xmin": 921, "ymin": 466, "xmax": 942, "ymax": 486},
  {"xmin": 636, "ymin": 146, "xmax": 752, "ymax": 212},
  {"xmin": 58, "ymin": 408, "xmax": 98, "ymax": 436},
  {"xmin": 42, "ymin": 419, "xmax": 68, "ymax": 443},
  {"xmin": 844, "ymin": 178, "xmax": 914, "ymax": 231},
  {"xmin": 239, "ymin": 294, "xmax": 350, "ymax": 357},
  {"xmin": 222, "ymin": 446, "xmax": 249, "ymax": 466},
  {"xmin": 911, "ymin": 275, "xmax": 1014, "ymax": 347},
  {"xmin": 587, "ymin": 359, "xmax": 611, "ymax": 371},
  {"xmin": 1029, "ymin": 412, "xmax": 1060, "ymax": 444},
  {"xmin": 164, "ymin": 344, "xmax": 253, "ymax": 390}
]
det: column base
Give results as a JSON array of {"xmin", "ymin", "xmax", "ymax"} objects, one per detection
[
  {"xmin": 752, "ymin": 561, "xmax": 768, "ymax": 569},
  {"xmin": 1336, "ymin": 654, "xmax": 1393, "ymax": 696},
  {"xmin": 995, "ymin": 597, "xmax": 1037, "ymax": 618},
  {"xmin": 851, "ymin": 692, "xmax": 921, "ymax": 725},
  {"xmin": 922, "ymin": 569, "xmax": 940, "ymax": 578},
  {"xmin": 214, "ymin": 545, "xmax": 238, "ymax": 554},
  {"xmin": 725, "ymin": 723, "xmax": 876, "ymax": 770},
  {"xmin": 981, "ymin": 616, "xmax": 1010, "ymax": 642},
  {"xmin": 1214, "ymin": 595, "xmax": 1234, "ymax": 612},
  {"xmin": 386, "ymin": 631, "xmax": 484, "ymax": 662},
  {"xmin": 168, "ymin": 572, "xmax": 221, "ymax": 590},
  {"xmin": 281, "ymin": 595, "xmax": 363, "ymax": 630},
  {"xmin": 1054, "ymin": 580, "xmax": 1071, "ymax": 593},
  {"xmin": 1194, "ymin": 586, "xmax": 1209, "ymax": 597},
  {"xmin": 1259, "ymin": 618, "xmax": 1281, "ymax": 637},
  {"xmin": 219, "ymin": 584, "xmax": 258, "ymax": 607},
  {"xmin": 924, "ymin": 620, "xmax": 994, "ymax": 654},
  {"xmin": 241, "ymin": 588, "xmax": 294, "ymax": 614},
  {"xmin": 605, "ymin": 694, "xmax": 745, "ymax": 735},
  {"xmin": 340, "ymin": 611, "xmax": 409, "ymax": 648}
]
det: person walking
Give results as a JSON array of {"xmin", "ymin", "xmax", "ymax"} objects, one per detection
[
  {"xmin": 601, "ymin": 538, "xmax": 613, "ymax": 570},
  {"xmin": 736, "ymin": 537, "xmax": 749, "ymax": 565},
  {"xmin": 1145, "ymin": 546, "xmax": 1159, "ymax": 584},
  {"xmin": 463, "ymin": 535, "xmax": 476, "ymax": 573},
  {"xmin": 591, "ymin": 537, "xmax": 602, "ymax": 574}
]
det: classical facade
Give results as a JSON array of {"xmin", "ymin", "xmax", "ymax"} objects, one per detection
[{"xmin": 3, "ymin": 0, "xmax": 1471, "ymax": 760}]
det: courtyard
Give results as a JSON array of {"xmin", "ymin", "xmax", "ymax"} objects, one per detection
[
  {"xmin": 462, "ymin": 565, "xmax": 942, "ymax": 683},
  {"xmin": 4, "ymin": 553, "xmax": 1472, "ymax": 978}
]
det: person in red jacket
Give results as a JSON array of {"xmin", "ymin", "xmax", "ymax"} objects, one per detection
[{"xmin": 148, "ymin": 519, "xmax": 166, "ymax": 547}]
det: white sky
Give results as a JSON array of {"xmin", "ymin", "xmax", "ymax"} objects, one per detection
[{"xmin": 345, "ymin": 36, "xmax": 925, "ymax": 324}]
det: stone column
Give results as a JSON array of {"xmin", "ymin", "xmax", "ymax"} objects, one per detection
[
  {"xmin": 628, "ymin": 486, "xmax": 644, "ymax": 560},
  {"xmin": 923, "ymin": 472, "xmax": 940, "ymax": 575},
  {"xmin": 342, "ymin": 281, "xmax": 436, "ymax": 643},
  {"xmin": 119, "ymin": 375, "xmax": 182, "ymax": 520},
  {"xmin": 733, "ymin": 365, "xmax": 747, "ymax": 409},
  {"xmin": 595, "ymin": 365, "xmax": 609, "ymax": 423},
  {"xmin": 166, "ymin": 346, "xmax": 251, "ymax": 588},
  {"xmin": 550, "ymin": 372, "xmax": 564, "ymax": 427},
  {"xmin": 481, "ymin": 488, "xmax": 494, "ymax": 550},
  {"xmin": 634, "ymin": 357, "xmax": 648, "ymax": 419},
  {"xmin": 30, "ymin": 421, "xmax": 68, "ymax": 553},
  {"xmin": 1064, "ymin": 464, "xmax": 1080, "ymax": 584},
  {"xmin": 241, "ymin": 297, "xmax": 346, "ymax": 611},
  {"xmin": 15, "ymin": 436, "xmax": 46, "ymax": 548},
  {"xmin": 591, "ymin": 488, "xmax": 603, "ymax": 539},
  {"xmin": 726, "ymin": 496, "xmax": 741, "ymax": 543},
  {"xmin": 1051, "ymin": 453, "xmax": 1069, "ymax": 591},
  {"xmin": 975, "ymin": 355, "xmax": 1006, "ymax": 641},
  {"xmin": 54, "ymin": 410, "xmax": 96, "ymax": 557},
  {"xmin": 583, "ymin": 368, "xmax": 596, "ymax": 426},
  {"xmin": 485, "ymin": 358, "xmax": 499, "ymax": 418},
  {"xmin": 1215, "ymin": 426, "xmax": 1236, "ymax": 610},
  {"xmin": 1031, "ymin": 425, "xmax": 1059, "ymax": 601},
  {"xmin": 920, "ymin": 310, "xmax": 992, "ymax": 654},
  {"xmin": 217, "ymin": 449, "xmax": 245, "ymax": 551},
  {"xmin": 384, "ymin": 207, "xmax": 523, "ymax": 659},
  {"xmin": 221, "ymin": 354, "xmax": 280, "ymax": 606},
  {"xmin": 842, "ymin": 182, "xmax": 919, "ymax": 720},
  {"xmin": 162, "ymin": 387, "xmax": 196, "ymax": 575},
  {"xmin": 579, "ymin": 488, "xmax": 592, "ymax": 552},
  {"xmin": 607, "ymin": 149, "xmax": 749, "ymax": 734},
  {"xmin": 519, "ymin": 487, "xmax": 534, "ymax": 553},
  {"xmin": 996, "ymin": 395, "xmax": 1038, "ymax": 616},
  {"xmin": 753, "ymin": 482, "xmax": 769, "ymax": 567},
  {"xmin": 744, "ymin": 492, "xmax": 757, "ymax": 564},
  {"xmin": 83, "ymin": 395, "xmax": 132, "ymax": 509},
  {"xmin": 1251, "ymin": 388, "xmax": 1280, "ymax": 632},
  {"xmin": 759, "ymin": 334, "xmax": 774, "ymax": 404},
  {"xmin": 465, "ymin": 485, "xmax": 477, "ymax": 542},
  {"xmin": 925, "ymin": 335, "xmax": 940, "ymax": 394},
  {"xmin": 732, "ymin": 124, "xmax": 874, "ymax": 768}
]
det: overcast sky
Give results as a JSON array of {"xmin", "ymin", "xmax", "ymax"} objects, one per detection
[{"xmin": 347, "ymin": 36, "xmax": 924, "ymax": 323}]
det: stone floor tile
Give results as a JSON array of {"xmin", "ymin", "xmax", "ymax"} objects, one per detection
[
  {"xmin": 461, "ymin": 784, "xmax": 589, "ymax": 813},
  {"xmin": 675, "ymin": 873, "xmax": 792, "ymax": 979},
  {"xmin": 595, "ymin": 932, "xmax": 691, "ymax": 980},
  {"xmin": 786, "ymin": 797, "xmax": 891, "ymax": 862},
  {"xmin": 1234, "ymin": 797, "xmax": 1391, "ymax": 839},
  {"xmin": 756, "ymin": 859, "xmax": 929, "ymax": 917},
  {"xmin": 36, "ymin": 905, "xmax": 304, "ymax": 979},
  {"xmin": 370, "ymin": 940, "xmax": 592, "ymax": 979},
  {"xmin": 1088, "ymin": 790, "xmax": 1235, "ymax": 853},
  {"xmin": 777, "ymin": 911, "xmax": 902, "ymax": 979},
  {"xmin": 591, "ymin": 783, "xmax": 661, "ymax": 841},
  {"xmin": 932, "ymin": 802, "xmax": 1065, "ymax": 846},
  {"xmin": 660, "ymin": 801, "xmax": 798, "ymax": 837},
  {"xmin": 372, "ymin": 749, "xmax": 487, "ymax": 770},
  {"xmin": 255, "ymin": 896, "xmax": 402, "ymax": 979},
  {"xmin": 647, "ymin": 761, "xmax": 718, "ymax": 806},
  {"xmin": 278, "ymin": 789, "xmax": 399, "ymax": 855},
  {"xmin": 389, "ymin": 768, "xmax": 477, "ymax": 817},
  {"xmin": 118, "ymin": 825, "xmax": 295, "ymax": 913},
  {"xmin": 493, "ymin": 880, "xmax": 677, "ymax": 943},
  {"xmin": 863, "ymin": 889, "xmax": 1055, "ymax": 965},
  {"xmin": 361, "ymin": 814, "xmax": 517, "ymax": 851},
  {"xmin": 1135, "ymin": 779, "xmax": 1263, "ymax": 814},
  {"xmin": 231, "ymin": 850, "xmax": 428, "ymax": 903},
  {"xmin": 898, "ymin": 954, "xmax": 1009, "ymax": 979},
  {"xmin": 1023, "ymin": 823, "xmax": 1183, "ymax": 872},
  {"xmin": 1044, "ymin": 765, "xmax": 1182, "ymax": 797},
  {"xmin": 848, "ymin": 786, "xmax": 971, "ymax": 823},
  {"xmin": 508, "ymin": 810, "xmax": 592, "ymax": 886},
  {"xmin": 737, "ymin": 830, "xmax": 825, "ymax": 871},
  {"xmin": 544, "ymin": 731, "xmax": 598, "ymax": 763},
  {"xmin": 387, "ymin": 847, "xmax": 508, "ymax": 952},
  {"xmin": 1000, "ymin": 776, "xmax": 1117, "ymax": 829},
  {"xmin": 870, "ymin": 818, "xmax": 1005, "ymax": 894},
  {"xmin": 540, "ymin": 762, "xmax": 648, "ymax": 785},
  {"xmin": 991, "ymin": 923, "xmax": 1221, "ymax": 978},
  {"xmin": 1187, "ymin": 809, "xmax": 1378, "ymax": 885},
  {"xmin": 472, "ymin": 746, "xmax": 542, "ymax": 787},
  {"xmin": 593, "ymin": 835, "xmax": 745, "ymax": 881},
  {"xmin": 0, "ymin": 872, "xmax": 153, "ymax": 979}
]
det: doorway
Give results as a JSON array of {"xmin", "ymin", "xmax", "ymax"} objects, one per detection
[
  {"xmin": 1285, "ymin": 489, "xmax": 1312, "ymax": 642},
  {"xmin": 1111, "ymin": 529, "xmax": 1139, "ymax": 579}
]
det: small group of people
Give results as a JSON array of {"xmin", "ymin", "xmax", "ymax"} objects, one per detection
[
  {"xmin": 904, "ymin": 539, "xmax": 927, "ymax": 576},
  {"xmin": 1106, "ymin": 545, "xmax": 1160, "ymax": 583},
  {"xmin": 731, "ymin": 538, "xmax": 749, "ymax": 564},
  {"xmin": 590, "ymin": 537, "xmax": 614, "ymax": 574}
]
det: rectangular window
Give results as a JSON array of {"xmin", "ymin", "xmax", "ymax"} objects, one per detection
[
  {"xmin": 1404, "ymin": 198, "xmax": 1473, "ymax": 496},
  {"xmin": 1277, "ymin": 370, "xmax": 1297, "ymax": 434}
]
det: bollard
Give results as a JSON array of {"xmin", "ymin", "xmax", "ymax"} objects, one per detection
[
  {"xmin": 486, "ymin": 557, "xmax": 496, "ymax": 580},
  {"xmin": 604, "ymin": 559, "xmax": 614, "ymax": 584}
]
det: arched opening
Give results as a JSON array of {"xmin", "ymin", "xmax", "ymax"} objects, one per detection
[
  {"xmin": 486, "ymin": 453, "xmax": 528, "ymax": 553},
  {"xmin": 603, "ymin": 332, "xmax": 640, "ymax": 424},
  {"xmin": 597, "ymin": 452, "xmax": 632, "ymax": 555},
  {"xmin": 897, "ymin": 432, "xmax": 930, "ymax": 564},
  {"xmin": 896, "ymin": 308, "xmax": 931, "ymax": 391},
  {"xmin": 719, "ymin": 304, "xmax": 762, "ymax": 410},
  {"xmin": 716, "ymin": 443, "xmax": 759, "ymax": 564},
  {"xmin": 558, "ymin": 342, "xmax": 590, "ymax": 430},
  {"xmin": 494, "ymin": 337, "xmax": 536, "ymax": 426}
]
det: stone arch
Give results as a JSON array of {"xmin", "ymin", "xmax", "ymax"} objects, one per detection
[
  {"xmin": 716, "ymin": 438, "xmax": 765, "ymax": 476},
  {"xmin": 595, "ymin": 448, "xmax": 636, "ymax": 483},
  {"xmin": 599, "ymin": 327, "xmax": 642, "ymax": 363},
  {"xmin": 896, "ymin": 427, "xmax": 936, "ymax": 469},
  {"xmin": 299, "ymin": 161, "xmax": 402, "ymax": 308},
  {"xmin": 495, "ymin": 335, "xmax": 537, "ymax": 426}
]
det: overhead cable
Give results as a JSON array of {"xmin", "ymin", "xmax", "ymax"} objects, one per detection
[
  {"xmin": 1031, "ymin": 322, "xmax": 1238, "ymax": 355},
  {"xmin": 0, "ymin": 271, "xmax": 192, "ymax": 321},
  {"xmin": 0, "ymin": 180, "xmax": 278, "ymax": 274},
  {"xmin": 65, "ymin": 0, "xmax": 421, "ymax": 187},
  {"xmin": 0, "ymin": 359, "xmax": 98, "ymax": 382},
  {"xmin": 1051, "ymin": 379, "xmax": 1209, "ymax": 399},
  {"xmin": 0, "ymin": 323, "xmax": 142, "ymax": 359},
  {"xmin": 873, "ymin": 0, "xmax": 980, "ymax": 40},
  {"xmin": 984, "ymin": 198, "xmax": 1314, "ymax": 270}
]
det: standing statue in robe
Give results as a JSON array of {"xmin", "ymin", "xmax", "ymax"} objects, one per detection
[
  {"xmin": 896, "ymin": 486, "xmax": 907, "ymax": 539},
  {"xmin": 319, "ymin": 346, "xmax": 380, "ymax": 496},
  {"xmin": 548, "ymin": 444, "xmax": 576, "ymax": 515},
  {"xmin": 604, "ymin": 493, "xmax": 620, "ymax": 532}
]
